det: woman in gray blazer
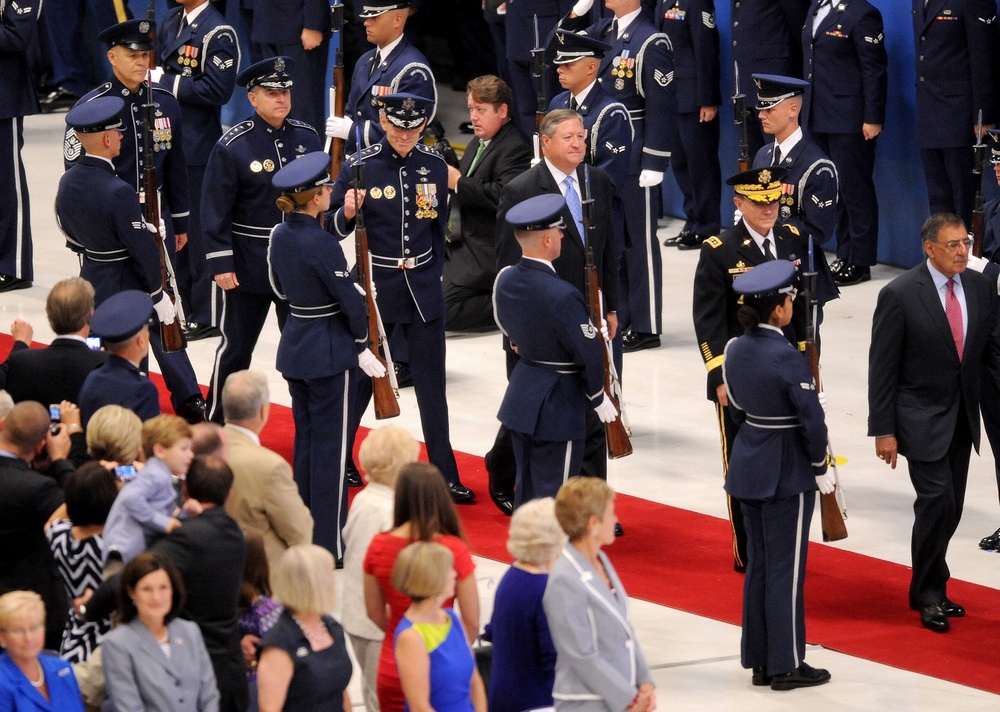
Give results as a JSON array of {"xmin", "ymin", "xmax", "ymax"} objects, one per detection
[
  {"xmin": 543, "ymin": 478, "xmax": 656, "ymax": 712},
  {"xmin": 102, "ymin": 552, "xmax": 220, "ymax": 712}
]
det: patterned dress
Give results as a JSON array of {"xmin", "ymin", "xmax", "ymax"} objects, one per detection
[{"xmin": 45, "ymin": 519, "xmax": 109, "ymax": 662}]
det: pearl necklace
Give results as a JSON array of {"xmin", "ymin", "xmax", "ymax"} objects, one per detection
[
  {"xmin": 292, "ymin": 615, "xmax": 330, "ymax": 646},
  {"xmin": 29, "ymin": 660, "xmax": 45, "ymax": 689}
]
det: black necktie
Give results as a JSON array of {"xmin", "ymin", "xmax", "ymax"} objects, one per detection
[
  {"xmin": 177, "ymin": 15, "xmax": 188, "ymax": 38},
  {"xmin": 763, "ymin": 238, "xmax": 775, "ymax": 261},
  {"xmin": 570, "ymin": 96, "xmax": 579, "ymax": 111},
  {"xmin": 369, "ymin": 51, "xmax": 381, "ymax": 78},
  {"xmin": 609, "ymin": 19, "xmax": 618, "ymax": 38},
  {"xmin": 772, "ymin": 147, "xmax": 782, "ymax": 166}
]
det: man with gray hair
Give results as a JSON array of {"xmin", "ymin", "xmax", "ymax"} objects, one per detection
[{"xmin": 221, "ymin": 370, "xmax": 313, "ymax": 574}]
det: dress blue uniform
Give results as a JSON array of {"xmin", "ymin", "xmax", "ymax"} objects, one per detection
[
  {"xmin": 243, "ymin": 0, "xmax": 331, "ymax": 131},
  {"xmin": 0, "ymin": 0, "xmax": 38, "ymax": 288},
  {"xmin": 730, "ymin": 0, "xmax": 810, "ymax": 157},
  {"xmin": 559, "ymin": 9, "xmax": 674, "ymax": 338},
  {"xmin": 201, "ymin": 57, "xmax": 323, "ymax": 422},
  {"xmin": 655, "ymin": 0, "xmax": 722, "ymax": 239},
  {"xmin": 268, "ymin": 153, "xmax": 370, "ymax": 559},
  {"xmin": 158, "ymin": 2, "xmax": 241, "ymax": 329},
  {"xmin": 802, "ymin": 0, "xmax": 886, "ymax": 274},
  {"xmin": 494, "ymin": 195, "xmax": 606, "ymax": 505},
  {"xmin": 342, "ymin": 36, "xmax": 437, "ymax": 154},
  {"xmin": 976, "ymin": 137, "xmax": 1000, "ymax": 512},
  {"xmin": 722, "ymin": 260, "xmax": 828, "ymax": 682},
  {"xmin": 328, "ymin": 94, "xmax": 464, "ymax": 490},
  {"xmin": 913, "ymin": 0, "xmax": 1000, "ymax": 224}
]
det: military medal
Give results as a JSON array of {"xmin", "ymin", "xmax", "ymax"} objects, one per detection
[
  {"xmin": 263, "ymin": 159, "xmax": 275, "ymax": 172},
  {"xmin": 615, "ymin": 78, "xmax": 625, "ymax": 90},
  {"xmin": 415, "ymin": 183, "xmax": 438, "ymax": 219},
  {"xmin": 370, "ymin": 187, "xmax": 383, "ymax": 199},
  {"xmin": 384, "ymin": 186, "xmax": 396, "ymax": 199},
  {"xmin": 781, "ymin": 206, "xmax": 791, "ymax": 218},
  {"xmin": 250, "ymin": 161, "xmax": 263, "ymax": 172}
]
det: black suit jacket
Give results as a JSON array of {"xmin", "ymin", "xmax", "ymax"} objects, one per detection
[
  {"xmin": 1, "ymin": 337, "xmax": 107, "ymax": 405},
  {"xmin": 445, "ymin": 121, "xmax": 532, "ymax": 294},
  {"xmin": 496, "ymin": 161, "xmax": 619, "ymax": 312},
  {"xmin": 869, "ymin": 263, "xmax": 1000, "ymax": 461}
]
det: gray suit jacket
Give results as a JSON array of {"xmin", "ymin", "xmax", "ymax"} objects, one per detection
[
  {"xmin": 542, "ymin": 544, "xmax": 651, "ymax": 711},
  {"xmin": 102, "ymin": 617, "xmax": 220, "ymax": 712}
]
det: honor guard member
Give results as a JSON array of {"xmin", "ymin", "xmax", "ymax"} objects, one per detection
[
  {"xmin": 56, "ymin": 97, "xmax": 206, "ymax": 424},
  {"xmin": 802, "ymin": 0, "xmax": 887, "ymax": 286},
  {"xmin": 268, "ymin": 152, "xmax": 386, "ymax": 559},
  {"xmin": 752, "ymin": 75, "xmax": 840, "ymax": 271},
  {"xmin": 723, "ymin": 259, "xmax": 832, "ymax": 690},
  {"xmin": 242, "ymin": 0, "xmax": 331, "ymax": 131},
  {"xmin": 558, "ymin": 0, "xmax": 675, "ymax": 354},
  {"xmin": 730, "ymin": 0, "xmax": 810, "ymax": 157},
  {"xmin": 692, "ymin": 166, "xmax": 836, "ymax": 572},
  {"xmin": 0, "ymin": 0, "xmax": 39, "ymax": 292},
  {"xmin": 78, "ymin": 291, "xmax": 162, "ymax": 426},
  {"xmin": 655, "ymin": 0, "xmax": 722, "ymax": 251},
  {"xmin": 325, "ymin": 0, "xmax": 437, "ymax": 154},
  {"xmin": 65, "ymin": 20, "xmax": 191, "ymax": 262},
  {"xmin": 913, "ymin": 0, "xmax": 1000, "ymax": 225},
  {"xmin": 155, "ymin": 0, "xmax": 241, "ymax": 339},
  {"xmin": 494, "ymin": 194, "xmax": 617, "ymax": 506},
  {"xmin": 328, "ymin": 93, "xmax": 475, "ymax": 504},
  {"xmin": 201, "ymin": 57, "xmax": 323, "ymax": 423}
]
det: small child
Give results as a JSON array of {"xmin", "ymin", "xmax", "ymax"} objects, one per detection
[{"xmin": 102, "ymin": 414, "xmax": 194, "ymax": 572}]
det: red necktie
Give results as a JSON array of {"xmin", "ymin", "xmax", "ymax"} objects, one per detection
[{"xmin": 946, "ymin": 278, "xmax": 964, "ymax": 361}]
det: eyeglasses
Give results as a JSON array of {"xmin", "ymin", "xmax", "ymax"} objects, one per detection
[
  {"xmin": 0, "ymin": 623, "xmax": 44, "ymax": 638},
  {"xmin": 933, "ymin": 238, "xmax": 973, "ymax": 252}
]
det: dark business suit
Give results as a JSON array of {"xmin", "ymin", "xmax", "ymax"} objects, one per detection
[
  {"xmin": 0, "ymin": 338, "xmax": 106, "ymax": 405},
  {"xmin": 869, "ymin": 262, "xmax": 1000, "ymax": 608},
  {"xmin": 912, "ymin": 0, "xmax": 1000, "ymax": 223},
  {"xmin": 444, "ymin": 120, "xmax": 532, "ymax": 332}
]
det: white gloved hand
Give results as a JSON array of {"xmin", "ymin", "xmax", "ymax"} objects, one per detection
[
  {"xmin": 966, "ymin": 254, "xmax": 988, "ymax": 273},
  {"xmin": 158, "ymin": 218, "xmax": 167, "ymax": 240},
  {"xmin": 733, "ymin": 208, "xmax": 743, "ymax": 224},
  {"xmin": 358, "ymin": 348, "xmax": 387, "ymax": 378},
  {"xmin": 572, "ymin": 0, "xmax": 594, "ymax": 16},
  {"xmin": 599, "ymin": 320, "xmax": 609, "ymax": 342},
  {"xmin": 326, "ymin": 115, "xmax": 354, "ymax": 140},
  {"xmin": 594, "ymin": 393, "xmax": 618, "ymax": 424},
  {"xmin": 817, "ymin": 391, "xmax": 828, "ymax": 415},
  {"xmin": 153, "ymin": 294, "xmax": 176, "ymax": 326},
  {"xmin": 354, "ymin": 280, "xmax": 378, "ymax": 300},
  {"xmin": 815, "ymin": 471, "xmax": 836, "ymax": 495},
  {"xmin": 148, "ymin": 67, "xmax": 165, "ymax": 84},
  {"xmin": 530, "ymin": 157, "xmax": 541, "ymax": 168},
  {"xmin": 638, "ymin": 169, "xmax": 664, "ymax": 188}
]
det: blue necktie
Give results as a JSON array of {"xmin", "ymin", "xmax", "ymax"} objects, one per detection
[{"xmin": 564, "ymin": 176, "xmax": 585, "ymax": 244}]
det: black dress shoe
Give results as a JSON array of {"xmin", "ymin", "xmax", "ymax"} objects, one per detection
[
  {"xmin": 394, "ymin": 362, "xmax": 414, "ymax": 388},
  {"xmin": 751, "ymin": 667, "xmax": 772, "ymax": 686},
  {"xmin": 829, "ymin": 258, "xmax": 844, "ymax": 275},
  {"xmin": 676, "ymin": 232, "xmax": 708, "ymax": 251},
  {"xmin": 614, "ymin": 522, "xmax": 624, "ymax": 537},
  {"xmin": 345, "ymin": 460, "xmax": 363, "ymax": 488},
  {"xmin": 979, "ymin": 527, "xmax": 1000, "ymax": 550},
  {"xmin": 941, "ymin": 598, "xmax": 965, "ymax": 617},
  {"xmin": 833, "ymin": 263, "xmax": 871, "ymax": 286},
  {"xmin": 663, "ymin": 230, "xmax": 690, "ymax": 247},
  {"xmin": 919, "ymin": 603, "xmax": 950, "ymax": 632},
  {"xmin": 176, "ymin": 395, "xmax": 207, "ymax": 424},
  {"xmin": 448, "ymin": 482, "xmax": 476, "ymax": 504},
  {"xmin": 182, "ymin": 321, "xmax": 222, "ymax": 341},
  {"xmin": 39, "ymin": 86, "xmax": 80, "ymax": 113},
  {"xmin": 770, "ymin": 662, "xmax": 831, "ymax": 690},
  {"xmin": 488, "ymin": 486, "xmax": 514, "ymax": 516},
  {"xmin": 0, "ymin": 275, "xmax": 31, "ymax": 293},
  {"xmin": 621, "ymin": 329, "xmax": 661, "ymax": 353}
]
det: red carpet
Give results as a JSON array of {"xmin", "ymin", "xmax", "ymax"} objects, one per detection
[{"xmin": 5, "ymin": 334, "xmax": 1000, "ymax": 694}]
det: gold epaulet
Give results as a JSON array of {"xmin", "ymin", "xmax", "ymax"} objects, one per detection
[
  {"xmin": 706, "ymin": 235, "xmax": 723, "ymax": 248},
  {"xmin": 782, "ymin": 224, "xmax": 800, "ymax": 236}
]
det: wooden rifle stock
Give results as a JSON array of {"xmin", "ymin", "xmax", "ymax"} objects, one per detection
[
  {"xmin": 581, "ymin": 166, "xmax": 632, "ymax": 459},
  {"xmin": 329, "ymin": 1, "xmax": 346, "ymax": 178},
  {"xmin": 352, "ymin": 162, "xmax": 399, "ymax": 419},
  {"xmin": 142, "ymin": 9, "xmax": 186, "ymax": 353}
]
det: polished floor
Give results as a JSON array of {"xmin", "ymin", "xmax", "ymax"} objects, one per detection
[{"xmin": 7, "ymin": 101, "xmax": 1000, "ymax": 709}]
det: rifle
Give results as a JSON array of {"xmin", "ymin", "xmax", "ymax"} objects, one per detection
[
  {"xmin": 143, "ymin": 2, "xmax": 186, "ymax": 353},
  {"xmin": 972, "ymin": 109, "xmax": 987, "ymax": 258},
  {"xmin": 531, "ymin": 14, "xmax": 547, "ymax": 161},
  {"xmin": 352, "ymin": 136, "xmax": 400, "ymax": 419},
  {"xmin": 326, "ymin": 0, "xmax": 346, "ymax": 177},
  {"xmin": 732, "ymin": 61, "xmax": 750, "ymax": 173},
  {"xmin": 581, "ymin": 164, "xmax": 632, "ymax": 459},
  {"xmin": 803, "ymin": 237, "xmax": 847, "ymax": 542}
]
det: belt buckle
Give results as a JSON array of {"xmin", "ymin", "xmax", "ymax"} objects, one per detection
[{"xmin": 399, "ymin": 257, "xmax": 416, "ymax": 270}]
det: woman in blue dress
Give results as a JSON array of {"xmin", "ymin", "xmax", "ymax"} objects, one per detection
[{"xmin": 392, "ymin": 542, "xmax": 486, "ymax": 712}]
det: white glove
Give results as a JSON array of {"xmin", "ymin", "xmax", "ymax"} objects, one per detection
[
  {"xmin": 733, "ymin": 208, "xmax": 743, "ymax": 224},
  {"xmin": 599, "ymin": 320, "xmax": 609, "ymax": 342},
  {"xmin": 353, "ymin": 280, "xmax": 378, "ymax": 300},
  {"xmin": 817, "ymin": 391, "xmax": 828, "ymax": 415},
  {"xmin": 158, "ymin": 218, "xmax": 167, "ymax": 240},
  {"xmin": 638, "ymin": 170, "xmax": 664, "ymax": 188},
  {"xmin": 530, "ymin": 157, "xmax": 541, "ymax": 168},
  {"xmin": 594, "ymin": 393, "xmax": 618, "ymax": 424},
  {"xmin": 967, "ymin": 254, "xmax": 988, "ymax": 273},
  {"xmin": 815, "ymin": 471, "xmax": 836, "ymax": 495},
  {"xmin": 148, "ymin": 67, "xmax": 164, "ymax": 84},
  {"xmin": 326, "ymin": 115, "xmax": 354, "ymax": 140},
  {"xmin": 572, "ymin": 0, "xmax": 594, "ymax": 16},
  {"xmin": 358, "ymin": 348, "xmax": 387, "ymax": 378},
  {"xmin": 153, "ymin": 294, "xmax": 176, "ymax": 325}
]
